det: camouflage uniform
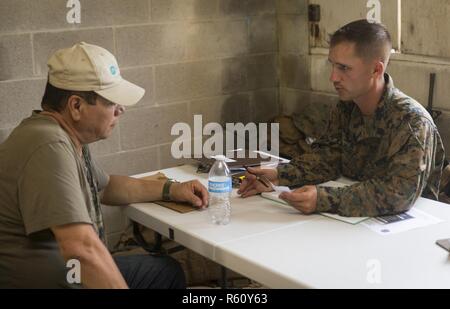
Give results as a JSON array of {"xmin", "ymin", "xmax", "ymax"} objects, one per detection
[{"xmin": 277, "ymin": 74, "xmax": 446, "ymax": 217}]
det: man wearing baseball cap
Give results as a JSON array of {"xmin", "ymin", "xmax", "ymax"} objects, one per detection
[{"xmin": 0, "ymin": 42, "xmax": 208, "ymax": 288}]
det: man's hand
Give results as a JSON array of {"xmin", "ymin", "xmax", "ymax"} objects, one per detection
[
  {"xmin": 170, "ymin": 180, "xmax": 208, "ymax": 208},
  {"xmin": 238, "ymin": 167, "xmax": 279, "ymax": 198},
  {"xmin": 279, "ymin": 185, "xmax": 318, "ymax": 214}
]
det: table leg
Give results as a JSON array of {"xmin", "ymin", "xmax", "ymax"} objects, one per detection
[
  {"xmin": 132, "ymin": 221, "xmax": 164, "ymax": 255},
  {"xmin": 220, "ymin": 266, "xmax": 228, "ymax": 289}
]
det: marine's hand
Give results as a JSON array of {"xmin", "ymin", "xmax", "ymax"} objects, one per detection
[
  {"xmin": 238, "ymin": 167, "xmax": 278, "ymax": 198},
  {"xmin": 279, "ymin": 185, "xmax": 317, "ymax": 214}
]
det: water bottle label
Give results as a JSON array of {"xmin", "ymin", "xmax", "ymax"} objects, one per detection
[{"xmin": 208, "ymin": 179, "xmax": 232, "ymax": 193}]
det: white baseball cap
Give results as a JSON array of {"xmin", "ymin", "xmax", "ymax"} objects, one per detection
[{"xmin": 47, "ymin": 42, "xmax": 145, "ymax": 106}]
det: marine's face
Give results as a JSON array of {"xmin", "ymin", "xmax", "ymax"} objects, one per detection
[{"xmin": 328, "ymin": 41, "xmax": 375, "ymax": 102}]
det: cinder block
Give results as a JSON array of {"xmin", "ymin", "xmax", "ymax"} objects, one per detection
[
  {"xmin": 0, "ymin": 0, "xmax": 70, "ymax": 33},
  {"xmin": 249, "ymin": 16, "xmax": 277, "ymax": 53},
  {"xmin": 0, "ymin": 127, "xmax": 13, "ymax": 144},
  {"xmin": 115, "ymin": 24, "xmax": 186, "ymax": 67},
  {"xmin": 157, "ymin": 103, "xmax": 192, "ymax": 144},
  {"xmin": 280, "ymin": 88, "xmax": 337, "ymax": 117},
  {"xmin": 155, "ymin": 60, "xmax": 222, "ymax": 103},
  {"xmin": 191, "ymin": 93, "xmax": 251, "ymax": 127},
  {"xmin": 33, "ymin": 29, "xmax": 114, "ymax": 76},
  {"xmin": 219, "ymin": 0, "xmax": 275, "ymax": 17},
  {"xmin": 280, "ymin": 54, "xmax": 310, "ymax": 90},
  {"xmin": 81, "ymin": 0, "xmax": 149, "ymax": 27},
  {"xmin": 310, "ymin": 55, "xmax": 334, "ymax": 93},
  {"xmin": 89, "ymin": 126, "xmax": 121, "ymax": 157},
  {"xmin": 1, "ymin": 0, "xmax": 148, "ymax": 33},
  {"xmin": 248, "ymin": 0, "xmax": 276, "ymax": 15},
  {"xmin": 252, "ymin": 88, "xmax": 279, "ymax": 123},
  {"xmin": 221, "ymin": 57, "xmax": 248, "ymax": 94},
  {"xmin": 278, "ymin": 14, "xmax": 309, "ymax": 54},
  {"xmin": 191, "ymin": 96, "xmax": 227, "ymax": 125},
  {"xmin": 120, "ymin": 107, "xmax": 160, "ymax": 150},
  {"xmin": 0, "ymin": 79, "xmax": 46, "ymax": 128},
  {"xmin": 151, "ymin": 0, "xmax": 218, "ymax": 21},
  {"xmin": 96, "ymin": 145, "xmax": 159, "ymax": 176},
  {"xmin": 222, "ymin": 55, "xmax": 277, "ymax": 94},
  {"xmin": 402, "ymin": 0, "xmax": 450, "ymax": 58},
  {"xmin": 29, "ymin": 0, "xmax": 80, "ymax": 31},
  {"xmin": 185, "ymin": 21, "xmax": 248, "ymax": 60},
  {"xmin": 120, "ymin": 103, "xmax": 190, "ymax": 150},
  {"xmin": 121, "ymin": 66, "xmax": 154, "ymax": 109},
  {"xmin": 280, "ymin": 87, "xmax": 310, "ymax": 115},
  {"xmin": 387, "ymin": 60, "xmax": 450, "ymax": 110},
  {"xmin": 190, "ymin": 95, "xmax": 252, "ymax": 154},
  {"xmin": 191, "ymin": 93, "xmax": 251, "ymax": 125},
  {"xmin": 277, "ymin": 0, "xmax": 308, "ymax": 15},
  {"xmin": 0, "ymin": 0, "xmax": 31, "ymax": 33},
  {"xmin": 159, "ymin": 143, "xmax": 193, "ymax": 169},
  {"xmin": 219, "ymin": 0, "xmax": 248, "ymax": 17},
  {"xmin": 0, "ymin": 34, "xmax": 33, "ymax": 81},
  {"xmin": 247, "ymin": 54, "xmax": 277, "ymax": 90},
  {"xmin": 219, "ymin": 94, "xmax": 252, "ymax": 125}
]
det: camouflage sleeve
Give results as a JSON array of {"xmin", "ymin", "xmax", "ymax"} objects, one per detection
[
  {"xmin": 277, "ymin": 103, "xmax": 343, "ymax": 187},
  {"xmin": 316, "ymin": 117, "xmax": 444, "ymax": 217}
]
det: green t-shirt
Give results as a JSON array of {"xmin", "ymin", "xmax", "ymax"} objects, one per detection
[{"xmin": 0, "ymin": 112, "xmax": 109, "ymax": 288}]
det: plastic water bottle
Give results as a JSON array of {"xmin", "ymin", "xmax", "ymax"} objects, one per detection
[{"xmin": 208, "ymin": 155, "xmax": 232, "ymax": 225}]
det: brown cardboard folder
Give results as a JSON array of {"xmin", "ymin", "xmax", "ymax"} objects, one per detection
[{"xmin": 140, "ymin": 172, "xmax": 196, "ymax": 213}]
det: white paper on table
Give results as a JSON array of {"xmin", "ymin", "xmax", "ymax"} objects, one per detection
[
  {"xmin": 272, "ymin": 185, "xmax": 291, "ymax": 193},
  {"xmin": 260, "ymin": 190, "xmax": 368, "ymax": 225},
  {"xmin": 319, "ymin": 213, "xmax": 369, "ymax": 225},
  {"xmin": 362, "ymin": 208, "xmax": 443, "ymax": 236},
  {"xmin": 261, "ymin": 191, "xmax": 290, "ymax": 206}
]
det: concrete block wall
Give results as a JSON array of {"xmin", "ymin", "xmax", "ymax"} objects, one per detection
[
  {"xmin": 0, "ymin": 0, "xmax": 279, "ymax": 248},
  {"xmin": 278, "ymin": 0, "xmax": 328, "ymax": 116}
]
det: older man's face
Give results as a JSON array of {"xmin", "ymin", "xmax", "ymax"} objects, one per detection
[
  {"xmin": 328, "ymin": 41, "xmax": 375, "ymax": 102},
  {"xmin": 76, "ymin": 96, "xmax": 125, "ymax": 144}
]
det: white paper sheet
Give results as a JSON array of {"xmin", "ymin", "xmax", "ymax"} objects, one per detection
[
  {"xmin": 362, "ymin": 208, "xmax": 443, "ymax": 236},
  {"xmin": 260, "ymin": 191, "xmax": 368, "ymax": 225},
  {"xmin": 272, "ymin": 185, "xmax": 291, "ymax": 193}
]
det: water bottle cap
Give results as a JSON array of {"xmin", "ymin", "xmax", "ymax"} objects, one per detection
[{"xmin": 213, "ymin": 155, "xmax": 227, "ymax": 161}]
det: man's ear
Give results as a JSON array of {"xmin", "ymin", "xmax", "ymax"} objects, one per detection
[
  {"xmin": 66, "ymin": 95, "xmax": 82, "ymax": 121},
  {"xmin": 373, "ymin": 61, "xmax": 385, "ymax": 78}
]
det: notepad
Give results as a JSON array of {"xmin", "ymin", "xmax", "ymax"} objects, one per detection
[{"xmin": 260, "ymin": 178, "xmax": 369, "ymax": 225}]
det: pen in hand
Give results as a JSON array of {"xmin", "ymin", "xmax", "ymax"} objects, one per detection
[{"xmin": 243, "ymin": 165, "xmax": 272, "ymax": 189}]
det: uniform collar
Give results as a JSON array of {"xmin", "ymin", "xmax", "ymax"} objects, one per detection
[{"xmin": 348, "ymin": 73, "xmax": 395, "ymax": 141}]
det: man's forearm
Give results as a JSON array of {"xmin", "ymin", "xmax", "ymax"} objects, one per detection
[
  {"xmin": 101, "ymin": 175, "xmax": 165, "ymax": 205},
  {"xmin": 316, "ymin": 175, "xmax": 418, "ymax": 217},
  {"xmin": 53, "ymin": 224, "xmax": 128, "ymax": 288},
  {"xmin": 76, "ymin": 240, "xmax": 128, "ymax": 288}
]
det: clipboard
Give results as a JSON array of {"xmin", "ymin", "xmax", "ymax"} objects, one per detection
[{"xmin": 140, "ymin": 173, "xmax": 197, "ymax": 213}]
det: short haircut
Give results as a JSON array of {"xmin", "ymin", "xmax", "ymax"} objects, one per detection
[
  {"xmin": 330, "ymin": 19, "xmax": 392, "ymax": 65},
  {"xmin": 41, "ymin": 81, "xmax": 97, "ymax": 112}
]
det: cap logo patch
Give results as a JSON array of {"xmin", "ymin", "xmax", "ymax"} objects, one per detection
[{"xmin": 109, "ymin": 65, "xmax": 117, "ymax": 76}]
